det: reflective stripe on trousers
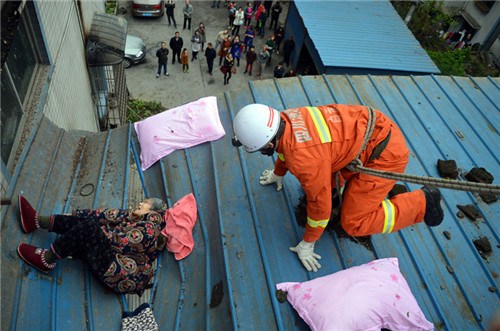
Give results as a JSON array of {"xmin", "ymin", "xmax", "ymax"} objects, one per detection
[{"xmin": 381, "ymin": 199, "xmax": 396, "ymax": 233}]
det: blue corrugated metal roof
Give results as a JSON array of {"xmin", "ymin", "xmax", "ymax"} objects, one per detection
[
  {"xmin": 2, "ymin": 74, "xmax": 499, "ymax": 330},
  {"xmin": 294, "ymin": 0, "xmax": 441, "ymax": 74}
]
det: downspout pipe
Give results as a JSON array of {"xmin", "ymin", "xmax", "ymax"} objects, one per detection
[{"xmin": 404, "ymin": 2, "xmax": 418, "ymax": 25}]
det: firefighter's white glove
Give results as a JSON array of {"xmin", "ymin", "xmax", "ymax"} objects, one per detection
[
  {"xmin": 289, "ymin": 240, "xmax": 322, "ymax": 272},
  {"xmin": 259, "ymin": 169, "xmax": 283, "ymax": 191}
]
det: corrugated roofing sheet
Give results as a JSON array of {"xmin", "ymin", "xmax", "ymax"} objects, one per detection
[
  {"xmin": 294, "ymin": 0, "xmax": 441, "ymax": 74},
  {"xmin": 2, "ymin": 74, "xmax": 499, "ymax": 330}
]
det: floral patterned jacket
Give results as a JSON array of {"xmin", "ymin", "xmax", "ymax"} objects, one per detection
[{"xmin": 75, "ymin": 208, "xmax": 166, "ymax": 295}]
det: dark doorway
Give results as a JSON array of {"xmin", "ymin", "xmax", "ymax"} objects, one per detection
[{"xmin": 296, "ymin": 44, "xmax": 318, "ymax": 76}]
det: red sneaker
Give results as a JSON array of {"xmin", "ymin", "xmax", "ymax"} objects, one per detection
[
  {"xmin": 19, "ymin": 195, "xmax": 39, "ymax": 233},
  {"xmin": 17, "ymin": 243, "xmax": 56, "ymax": 273}
]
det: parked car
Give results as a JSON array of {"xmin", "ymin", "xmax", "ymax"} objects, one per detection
[
  {"xmin": 124, "ymin": 34, "xmax": 146, "ymax": 68},
  {"xmin": 132, "ymin": 0, "xmax": 164, "ymax": 17}
]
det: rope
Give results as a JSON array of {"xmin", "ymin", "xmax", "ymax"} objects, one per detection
[
  {"xmin": 343, "ymin": 106, "xmax": 500, "ymax": 196},
  {"xmin": 346, "ymin": 107, "xmax": 375, "ymax": 172},
  {"xmin": 352, "ymin": 164, "xmax": 500, "ymax": 195}
]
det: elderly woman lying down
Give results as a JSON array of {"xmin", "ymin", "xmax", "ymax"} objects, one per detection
[{"xmin": 17, "ymin": 195, "xmax": 170, "ymax": 295}]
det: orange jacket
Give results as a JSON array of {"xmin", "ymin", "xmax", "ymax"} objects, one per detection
[
  {"xmin": 274, "ymin": 104, "xmax": 393, "ymax": 242},
  {"xmin": 181, "ymin": 51, "xmax": 189, "ymax": 64}
]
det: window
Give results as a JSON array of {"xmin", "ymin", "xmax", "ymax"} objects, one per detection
[
  {"xmin": 1, "ymin": 71, "xmax": 24, "ymax": 164},
  {"xmin": 0, "ymin": 2, "xmax": 46, "ymax": 167},
  {"xmin": 475, "ymin": 0, "xmax": 495, "ymax": 14}
]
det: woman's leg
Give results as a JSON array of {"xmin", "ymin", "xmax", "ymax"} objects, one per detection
[
  {"xmin": 18, "ymin": 219, "xmax": 113, "ymax": 274},
  {"xmin": 51, "ymin": 220, "xmax": 114, "ymax": 275}
]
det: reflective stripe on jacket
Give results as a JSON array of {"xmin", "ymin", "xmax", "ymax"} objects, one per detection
[{"xmin": 275, "ymin": 104, "xmax": 393, "ymax": 242}]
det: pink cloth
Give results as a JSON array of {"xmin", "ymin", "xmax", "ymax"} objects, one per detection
[
  {"xmin": 161, "ymin": 193, "xmax": 198, "ymax": 260},
  {"xmin": 134, "ymin": 96, "xmax": 226, "ymax": 171}
]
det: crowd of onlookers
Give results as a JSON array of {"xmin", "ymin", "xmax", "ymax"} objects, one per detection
[{"xmin": 155, "ymin": 0, "xmax": 298, "ymax": 84}]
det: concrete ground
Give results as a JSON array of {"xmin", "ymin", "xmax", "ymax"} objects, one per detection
[{"xmin": 118, "ymin": 0, "xmax": 290, "ymax": 110}]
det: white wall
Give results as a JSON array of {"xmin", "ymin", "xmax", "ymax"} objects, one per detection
[
  {"xmin": 35, "ymin": 0, "xmax": 99, "ymax": 132},
  {"xmin": 79, "ymin": 0, "xmax": 106, "ymax": 34},
  {"xmin": 464, "ymin": 1, "xmax": 499, "ymax": 46}
]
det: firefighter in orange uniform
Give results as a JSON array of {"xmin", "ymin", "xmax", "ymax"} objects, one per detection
[{"xmin": 232, "ymin": 103, "xmax": 444, "ymax": 272}]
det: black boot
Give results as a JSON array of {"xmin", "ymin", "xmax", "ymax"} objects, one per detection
[{"xmin": 422, "ymin": 186, "xmax": 444, "ymax": 226}]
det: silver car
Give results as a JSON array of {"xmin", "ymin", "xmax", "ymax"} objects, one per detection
[
  {"xmin": 124, "ymin": 35, "xmax": 146, "ymax": 68},
  {"xmin": 132, "ymin": 0, "xmax": 165, "ymax": 17}
]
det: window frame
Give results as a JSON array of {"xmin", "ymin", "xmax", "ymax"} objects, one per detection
[{"xmin": 1, "ymin": 1, "xmax": 48, "ymax": 176}]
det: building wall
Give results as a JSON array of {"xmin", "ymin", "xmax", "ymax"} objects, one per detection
[
  {"xmin": 284, "ymin": 3, "xmax": 306, "ymax": 70},
  {"xmin": 443, "ymin": 1, "xmax": 499, "ymax": 57},
  {"xmin": 79, "ymin": 0, "xmax": 106, "ymax": 34},
  {"xmin": 463, "ymin": 1, "xmax": 499, "ymax": 43},
  {"xmin": 35, "ymin": 0, "xmax": 98, "ymax": 131}
]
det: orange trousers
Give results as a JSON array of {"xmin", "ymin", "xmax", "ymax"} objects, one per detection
[{"xmin": 340, "ymin": 124, "xmax": 426, "ymax": 237}]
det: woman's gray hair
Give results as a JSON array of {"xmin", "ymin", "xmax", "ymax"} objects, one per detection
[{"xmin": 148, "ymin": 198, "xmax": 165, "ymax": 211}]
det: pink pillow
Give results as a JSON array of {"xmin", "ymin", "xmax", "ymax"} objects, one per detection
[
  {"xmin": 134, "ymin": 96, "xmax": 225, "ymax": 170},
  {"xmin": 276, "ymin": 258, "xmax": 434, "ymax": 331}
]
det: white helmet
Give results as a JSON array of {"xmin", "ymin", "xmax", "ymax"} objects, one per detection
[{"xmin": 233, "ymin": 103, "xmax": 280, "ymax": 152}]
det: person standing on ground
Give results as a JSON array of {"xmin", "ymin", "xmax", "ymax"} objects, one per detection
[
  {"xmin": 273, "ymin": 24, "xmax": 285, "ymax": 54},
  {"xmin": 227, "ymin": 1, "xmax": 237, "ymax": 30},
  {"xmin": 233, "ymin": 7, "xmax": 245, "ymax": 36},
  {"xmin": 243, "ymin": 25, "xmax": 255, "ymax": 53},
  {"xmin": 244, "ymin": 45, "xmax": 256, "ymax": 75},
  {"xmin": 222, "ymin": 53, "xmax": 235, "ymax": 85},
  {"xmin": 254, "ymin": 3, "xmax": 265, "ymax": 24},
  {"xmin": 197, "ymin": 22, "xmax": 207, "ymax": 52},
  {"xmin": 257, "ymin": 8, "xmax": 268, "ymax": 37},
  {"xmin": 255, "ymin": 45, "xmax": 270, "ymax": 76},
  {"xmin": 273, "ymin": 61, "xmax": 284, "ymax": 78},
  {"xmin": 169, "ymin": 31, "xmax": 183, "ymax": 64},
  {"xmin": 156, "ymin": 42, "xmax": 169, "ymax": 78},
  {"xmin": 205, "ymin": 43, "xmax": 217, "ymax": 76},
  {"xmin": 181, "ymin": 48, "xmax": 189, "ymax": 73},
  {"xmin": 183, "ymin": 1, "xmax": 193, "ymax": 30},
  {"xmin": 283, "ymin": 36, "xmax": 295, "ymax": 67},
  {"xmin": 215, "ymin": 29, "xmax": 229, "ymax": 51},
  {"xmin": 230, "ymin": 34, "xmax": 243, "ymax": 67},
  {"xmin": 265, "ymin": 35, "xmax": 276, "ymax": 65},
  {"xmin": 269, "ymin": 1, "xmax": 282, "ymax": 30},
  {"xmin": 191, "ymin": 30, "xmax": 201, "ymax": 61},
  {"xmin": 231, "ymin": 103, "xmax": 444, "ymax": 272},
  {"xmin": 165, "ymin": 0, "xmax": 177, "ymax": 28},
  {"xmin": 218, "ymin": 36, "xmax": 232, "ymax": 66},
  {"xmin": 244, "ymin": 2, "xmax": 253, "ymax": 27}
]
